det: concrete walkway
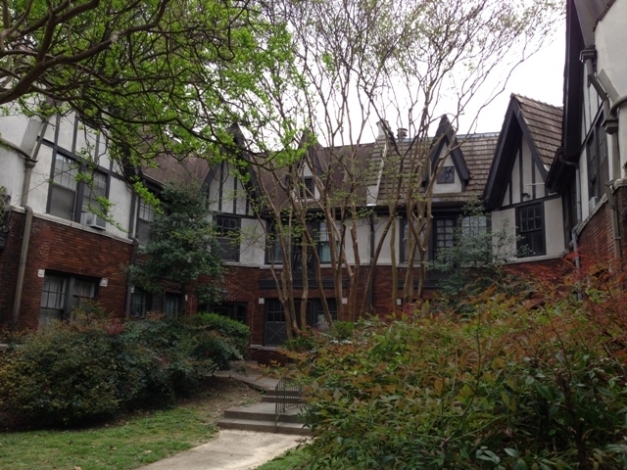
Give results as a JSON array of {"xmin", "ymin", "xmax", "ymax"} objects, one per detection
[
  {"xmin": 135, "ymin": 363, "xmax": 305, "ymax": 470},
  {"xmin": 135, "ymin": 430, "xmax": 303, "ymax": 470}
]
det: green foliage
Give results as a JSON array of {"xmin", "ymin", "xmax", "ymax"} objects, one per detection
[
  {"xmin": 429, "ymin": 203, "xmax": 517, "ymax": 301},
  {"xmin": 193, "ymin": 312, "xmax": 250, "ymax": 359},
  {"xmin": 128, "ymin": 182, "xmax": 224, "ymax": 308},
  {"xmin": 2, "ymin": 0, "xmax": 297, "ymax": 170},
  {"xmin": 290, "ymin": 273, "xmax": 627, "ymax": 469},
  {"xmin": 0, "ymin": 314, "xmax": 248, "ymax": 429}
]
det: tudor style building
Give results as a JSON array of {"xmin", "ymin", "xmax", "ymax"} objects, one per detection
[{"xmin": 2, "ymin": 0, "xmax": 627, "ymax": 357}]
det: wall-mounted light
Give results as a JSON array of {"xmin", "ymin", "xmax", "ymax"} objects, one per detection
[{"xmin": 522, "ymin": 192, "xmax": 531, "ymax": 200}]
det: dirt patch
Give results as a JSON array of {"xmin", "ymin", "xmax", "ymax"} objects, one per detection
[{"xmin": 179, "ymin": 376, "xmax": 263, "ymax": 425}]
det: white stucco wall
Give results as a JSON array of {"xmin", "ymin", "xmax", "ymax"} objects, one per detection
[
  {"xmin": 0, "ymin": 110, "xmax": 133, "ymax": 234},
  {"xmin": 491, "ymin": 197, "xmax": 564, "ymax": 263},
  {"xmin": 596, "ymin": 0, "xmax": 627, "ymax": 175},
  {"xmin": 433, "ymin": 154, "xmax": 463, "ymax": 194}
]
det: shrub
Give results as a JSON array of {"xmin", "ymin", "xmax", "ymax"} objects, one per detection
[
  {"xmin": 0, "ymin": 313, "xmax": 248, "ymax": 429},
  {"xmin": 0, "ymin": 322, "xmax": 122, "ymax": 427},
  {"xmin": 194, "ymin": 313, "xmax": 249, "ymax": 354},
  {"xmin": 291, "ymin": 274, "xmax": 627, "ymax": 469}
]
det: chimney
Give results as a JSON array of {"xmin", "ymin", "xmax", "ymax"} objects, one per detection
[
  {"xmin": 397, "ymin": 128, "xmax": 408, "ymax": 140},
  {"xmin": 377, "ymin": 120, "xmax": 391, "ymax": 138}
]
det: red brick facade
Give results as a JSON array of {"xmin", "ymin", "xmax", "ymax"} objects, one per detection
[{"xmin": 0, "ymin": 211, "xmax": 134, "ymax": 329}]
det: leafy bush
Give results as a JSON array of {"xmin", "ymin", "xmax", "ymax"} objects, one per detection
[
  {"xmin": 0, "ymin": 313, "xmax": 249, "ymax": 429},
  {"xmin": 193, "ymin": 312, "xmax": 250, "ymax": 358},
  {"xmin": 290, "ymin": 273, "xmax": 627, "ymax": 469},
  {"xmin": 0, "ymin": 322, "xmax": 123, "ymax": 427}
]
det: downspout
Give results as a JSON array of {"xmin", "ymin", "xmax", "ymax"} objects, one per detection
[
  {"xmin": 125, "ymin": 191, "xmax": 138, "ymax": 318},
  {"xmin": 12, "ymin": 118, "xmax": 49, "ymax": 328},
  {"xmin": 368, "ymin": 212, "xmax": 375, "ymax": 313}
]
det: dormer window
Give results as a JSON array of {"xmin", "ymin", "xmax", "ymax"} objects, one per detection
[
  {"xmin": 301, "ymin": 176, "xmax": 315, "ymax": 199},
  {"xmin": 437, "ymin": 166, "xmax": 455, "ymax": 184}
]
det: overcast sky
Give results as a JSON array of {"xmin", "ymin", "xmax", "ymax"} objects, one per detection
[{"xmin": 467, "ymin": 22, "xmax": 566, "ymax": 134}]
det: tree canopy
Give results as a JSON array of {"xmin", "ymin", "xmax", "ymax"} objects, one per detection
[
  {"xmin": 128, "ymin": 182, "xmax": 223, "ymax": 312},
  {"xmin": 1, "ymin": 0, "xmax": 295, "ymax": 165}
]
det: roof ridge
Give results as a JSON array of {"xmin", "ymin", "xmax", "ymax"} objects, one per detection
[{"xmin": 512, "ymin": 93, "xmax": 563, "ymax": 111}]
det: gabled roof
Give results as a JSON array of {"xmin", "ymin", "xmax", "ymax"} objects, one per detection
[
  {"xmin": 429, "ymin": 115, "xmax": 470, "ymax": 185},
  {"xmin": 483, "ymin": 94, "xmax": 562, "ymax": 210}
]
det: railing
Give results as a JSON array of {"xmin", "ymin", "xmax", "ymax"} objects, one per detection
[{"xmin": 275, "ymin": 375, "xmax": 302, "ymax": 426}]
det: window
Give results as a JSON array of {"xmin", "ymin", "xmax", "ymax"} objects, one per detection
[
  {"xmin": 587, "ymin": 117, "xmax": 609, "ymax": 203},
  {"xmin": 516, "ymin": 203, "xmax": 545, "ymax": 257},
  {"xmin": 39, "ymin": 273, "xmax": 97, "ymax": 326},
  {"xmin": 263, "ymin": 298, "xmax": 337, "ymax": 346},
  {"xmin": 49, "ymin": 154, "xmax": 79, "ymax": 220},
  {"xmin": 215, "ymin": 215, "xmax": 240, "ymax": 261},
  {"xmin": 437, "ymin": 166, "xmax": 455, "ymax": 184},
  {"xmin": 300, "ymin": 176, "xmax": 314, "ymax": 199},
  {"xmin": 401, "ymin": 217, "xmax": 424, "ymax": 263},
  {"xmin": 317, "ymin": 221, "xmax": 332, "ymax": 263},
  {"xmin": 209, "ymin": 302, "xmax": 247, "ymax": 324},
  {"xmin": 131, "ymin": 288, "xmax": 153, "ymax": 318},
  {"xmin": 164, "ymin": 293, "xmax": 181, "ymax": 318},
  {"xmin": 80, "ymin": 171, "xmax": 107, "ymax": 228},
  {"xmin": 266, "ymin": 221, "xmax": 285, "ymax": 264},
  {"xmin": 48, "ymin": 153, "xmax": 109, "ymax": 228},
  {"xmin": 136, "ymin": 199, "xmax": 155, "ymax": 245},
  {"xmin": 433, "ymin": 218, "xmax": 456, "ymax": 261}
]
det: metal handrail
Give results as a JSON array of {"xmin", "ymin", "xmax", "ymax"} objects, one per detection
[{"xmin": 274, "ymin": 375, "xmax": 302, "ymax": 427}]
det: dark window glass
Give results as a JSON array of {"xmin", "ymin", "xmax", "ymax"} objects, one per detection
[
  {"xmin": 516, "ymin": 203, "xmax": 545, "ymax": 257},
  {"xmin": 587, "ymin": 117, "xmax": 609, "ymax": 202},
  {"xmin": 136, "ymin": 199, "xmax": 155, "ymax": 245},
  {"xmin": 164, "ymin": 293, "xmax": 181, "ymax": 318},
  {"xmin": 211, "ymin": 302, "xmax": 247, "ymax": 324},
  {"xmin": 215, "ymin": 215, "xmax": 240, "ymax": 261},
  {"xmin": 437, "ymin": 165, "xmax": 455, "ymax": 184}
]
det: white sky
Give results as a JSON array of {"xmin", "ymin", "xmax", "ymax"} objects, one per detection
[{"xmin": 465, "ymin": 22, "xmax": 566, "ymax": 134}]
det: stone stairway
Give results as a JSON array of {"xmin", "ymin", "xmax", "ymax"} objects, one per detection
[{"xmin": 216, "ymin": 363, "xmax": 311, "ymax": 436}]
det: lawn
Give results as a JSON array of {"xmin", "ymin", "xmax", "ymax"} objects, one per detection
[
  {"xmin": 0, "ymin": 377, "xmax": 259, "ymax": 470},
  {"xmin": 255, "ymin": 447, "xmax": 312, "ymax": 470}
]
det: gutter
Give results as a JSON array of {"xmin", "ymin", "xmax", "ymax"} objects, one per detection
[{"xmin": 11, "ymin": 117, "xmax": 49, "ymax": 329}]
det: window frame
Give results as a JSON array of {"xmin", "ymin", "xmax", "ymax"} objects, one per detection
[
  {"xmin": 39, "ymin": 272, "xmax": 98, "ymax": 326},
  {"xmin": 215, "ymin": 214, "xmax": 241, "ymax": 262},
  {"xmin": 136, "ymin": 198, "xmax": 156, "ymax": 245},
  {"xmin": 48, "ymin": 151, "xmax": 110, "ymax": 228},
  {"xmin": 586, "ymin": 114, "xmax": 609, "ymax": 203},
  {"xmin": 437, "ymin": 165, "xmax": 456, "ymax": 184},
  {"xmin": 516, "ymin": 202, "xmax": 546, "ymax": 257}
]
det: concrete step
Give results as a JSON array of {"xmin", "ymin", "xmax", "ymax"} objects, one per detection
[
  {"xmin": 217, "ymin": 418, "xmax": 311, "ymax": 436},
  {"xmin": 223, "ymin": 402, "xmax": 304, "ymax": 424}
]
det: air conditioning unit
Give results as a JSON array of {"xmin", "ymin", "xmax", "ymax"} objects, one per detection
[{"xmin": 81, "ymin": 212, "xmax": 106, "ymax": 229}]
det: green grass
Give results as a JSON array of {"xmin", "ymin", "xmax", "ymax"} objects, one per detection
[
  {"xmin": 255, "ymin": 447, "xmax": 313, "ymax": 470},
  {"xmin": 0, "ymin": 406, "xmax": 215, "ymax": 470},
  {"xmin": 0, "ymin": 377, "xmax": 258, "ymax": 470}
]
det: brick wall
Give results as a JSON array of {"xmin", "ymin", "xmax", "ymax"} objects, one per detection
[
  {"xmin": 0, "ymin": 212, "xmax": 134, "ymax": 329},
  {"xmin": 577, "ymin": 201, "xmax": 615, "ymax": 271}
]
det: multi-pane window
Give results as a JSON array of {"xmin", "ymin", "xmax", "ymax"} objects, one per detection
[
  {"xmin": 266, "ymin": 222, "xmax": 285, "ymax": 264},
  {"xmin": 433, "ymin": 218, "xmax": 455, "ymax": 261},
  {"xmin": 587, "ymin": 116, "xmax": 609, "ymax": 203},
  {"xmin": 80, "ymin": 172, "xmax": 107, "ymax": 228},
  {"xmin": 516, "ymin": 203, "xmax": 545, "ymax": 257},
  {"xmin": 136, "ymin": 199, "xmax": 155, "ymax": 245},
  {"xmin": 263, "ymin": 298, "xmax": 337, "ymax": 346},
  {"xmin": 131, "ymin": 288, "xmax": 152, "ymax": 318},
  {"xmin": 437, "ymin": 166, "xmax": 455, "ymax": 184},
  {"xmin": 215, "ymin": 215, "xmax": 240, "ymax": 261},
  {"xmin": 164, "ymin": 293, "xmax": 181, "ymax": 318},
  {"xmin": 49, "ymin": 154, "xmax": 79, "ymax": 220},
  {"xmin": 401, "ymin": 218, "xmax": 424, "ymax": 263},
  {"xmin": 209, "ymin": 302, "xmax": 247, "ymax": 324},
  {"xmin": 48, "ymin": 153, "xmax": 108, "ymax": 228},
  {"xmin": 39, "ymin": 273, "xmax": 97, "ymax": 326},
  {"xmin": 317, "ymin": 221, "xmax": 332, "ymax": 263}
]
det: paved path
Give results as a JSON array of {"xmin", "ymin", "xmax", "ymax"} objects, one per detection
[
  {"xmin": 134, "ymin": 430, "xmax": 303, "ymax": 470},
  {"xmin": 135, "ymin": 362, "xmax": 304, "ymax": 470}
]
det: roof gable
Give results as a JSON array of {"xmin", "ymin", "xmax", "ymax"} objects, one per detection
[
  {"xmin": 429, "ymin": 115, "xmax": 470, "ymax": 185},
  {"xmin": 483, "ymin": 95, "xmax": 562, "ymax": 210}
]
